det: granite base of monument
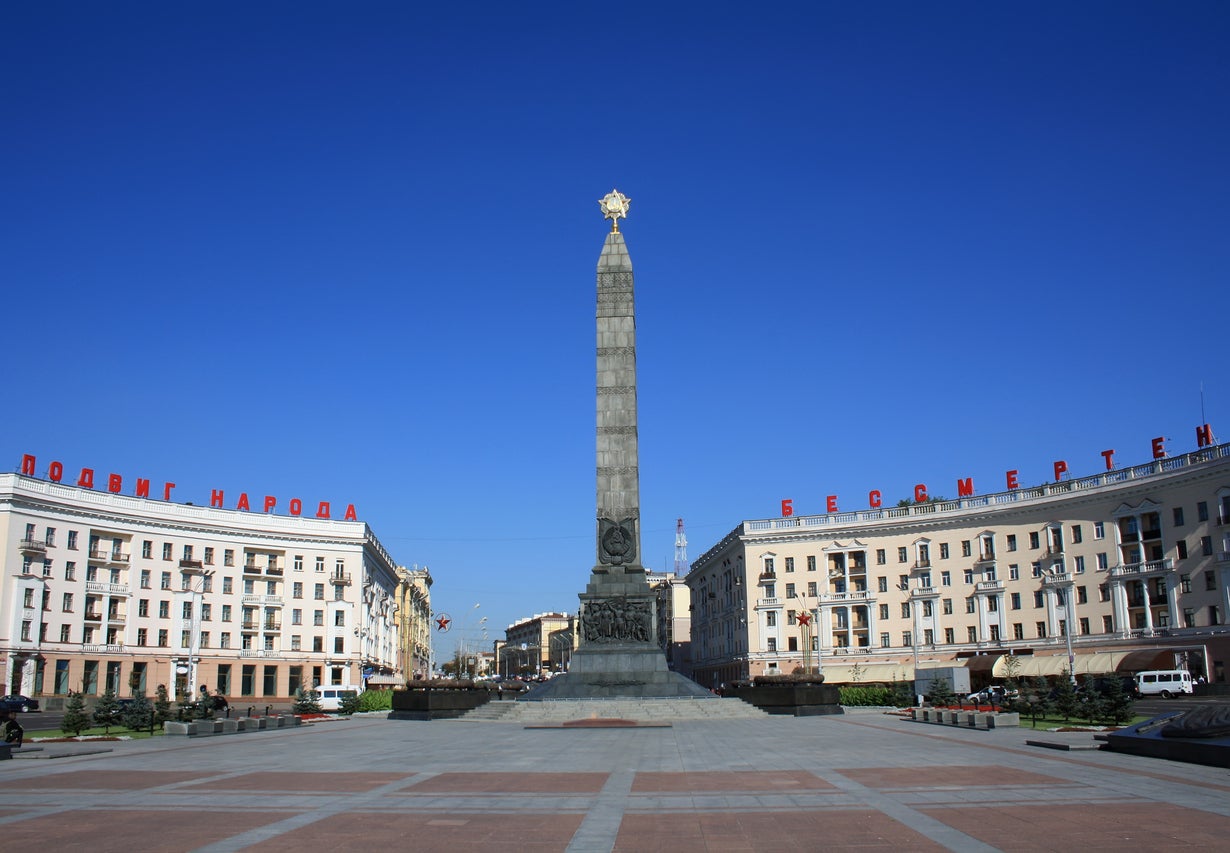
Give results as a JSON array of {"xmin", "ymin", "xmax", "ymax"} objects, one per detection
[
  {"xmin": 1103, "ymin": 704, "xmax": 1230, "ymax": 768},
  {"xmin": 523, "ymin": 644, "xmax": 713, "ymax": 700},
  {"xmin": 724, "ymin": 682, "xmax": 844, "ymax": 717}
]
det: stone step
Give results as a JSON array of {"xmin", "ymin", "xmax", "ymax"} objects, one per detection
[{"xmin": 456, "ymin": 697, "xmax": 768, "ymax": 723}]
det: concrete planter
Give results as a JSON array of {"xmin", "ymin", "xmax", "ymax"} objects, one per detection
[
  {"xmin": 726, "ymin": 683, "xmax": 843, "ymax": 717},
  {"xmin": 390, "ymin": 688, "xmax": 493, "ymax": 720}
]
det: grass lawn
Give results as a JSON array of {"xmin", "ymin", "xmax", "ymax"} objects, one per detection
[
  {"xmin": 25, "ymin": 725, "xmax": 166, "ymax": 740},
  {"xmin": 1014, "ymin": 714, "xmax": 1150, "ymax": 731}
]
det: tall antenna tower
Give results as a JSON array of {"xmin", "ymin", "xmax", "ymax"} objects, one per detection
[{"xmin": 673, "ymin": 518, "xmax": 688, "ymax": 575}]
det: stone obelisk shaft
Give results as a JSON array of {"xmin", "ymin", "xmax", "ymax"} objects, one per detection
[{"xmin": 594, "ymin": 231, "xmax": 643, "ymax": 572}]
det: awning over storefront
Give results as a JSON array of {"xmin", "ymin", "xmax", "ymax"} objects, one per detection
[
  {"xmin": 822, "ymin": 662, "xmax": 913, "ymax": 684},
  {"xmin": 991, "ymin": 649, "xmax": 1174, "ymax": 678},
  {"xmin": 964, "ymin": 654, "xmax": 1002, "ymax": 674}
]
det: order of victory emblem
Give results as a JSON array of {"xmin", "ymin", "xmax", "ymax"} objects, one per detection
[{"xmin": 599, "ymin": 189, "xmax": 630, "ymax": 232}]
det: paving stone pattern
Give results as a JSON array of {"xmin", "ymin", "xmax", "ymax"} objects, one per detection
[{"xmin": 2, "ymin": 708, "xmax": 1229, "ymax": 852}]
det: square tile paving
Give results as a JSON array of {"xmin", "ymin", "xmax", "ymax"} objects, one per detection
[
  {"xmin": 613, "ymin": 810, "xmax": 948, "ymax": 851},
  {"xmin": 183, "ymin": 770, "xmax": 410, "ymax": 792},
  {"xmin": 401, "ymin": 771, "xmax": 609, "ymax": 794},
  {"xmin": 248, "ymin": 812, "xmax": 584, "ymax": 852},
  {"xmin": 0, "ymin": 808, "xmax": 295, "ymax": 850},
  {"xmin": 920, "ymin": 802, "xmax": 1230, "ymax": 849},
  {"xmin": 835, "ymin": 765, "xmax": 1071, "ymax": 790},
  {"xmin": 632, "ymin": 770, "xmax": 835, "ymax": 793}
]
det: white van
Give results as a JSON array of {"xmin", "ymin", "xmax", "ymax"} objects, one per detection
[
  {"xmin": 1135, "ymin": 670, "xmax": 1194, "ymax": 698},
  {"xmin": 316, "ymin": 687, "xmax": 358, "ymax": 711}
]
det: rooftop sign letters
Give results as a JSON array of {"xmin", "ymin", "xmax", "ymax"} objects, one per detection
[
  {"xmin": 19, "ymin": 454, "xmax": 358, "ymax": 521},
  {"xmin": 779, "ymin": 425, "xmax": 1216, "ymax": 518}
]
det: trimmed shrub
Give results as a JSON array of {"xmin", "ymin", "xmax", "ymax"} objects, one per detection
[{"xmin": 838, "ymin": 685, "xmax": 893, "ymax": 706}]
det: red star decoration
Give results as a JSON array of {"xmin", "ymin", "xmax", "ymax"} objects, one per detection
[
  {"xmin": 797, "ymin": 612, "xmax": 812, "ymax": 627},
  {"xmin": 435, "ymin": 615, "xmax": 452, "ymax": 631}
]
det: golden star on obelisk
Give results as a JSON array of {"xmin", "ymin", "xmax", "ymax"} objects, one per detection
[{"xmin": 599, "ymin": 189, "xmax": 631, "ymax": 232}]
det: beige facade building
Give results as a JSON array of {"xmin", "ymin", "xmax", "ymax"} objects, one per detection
[
  {"xmin": 647, "ymin": 571, "xmax": 693, "ymax": 676},
  {"xmin": 501, "ymin": 612, "xmax": 574, "ymax": 677},
  {"xmin": 0, "ymin": 472, "xmax": 427, "ymax": 702},
  {"xmin": 687, "ymin": 443, "xmax": 1230, "ymax": 690},
  {"xmin": 394, "ymin": 565, "xmax": 433, "ymax": 682}
]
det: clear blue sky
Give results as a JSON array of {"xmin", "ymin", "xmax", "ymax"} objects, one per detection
[{"xmin": 5, "ymin": 3, "xmax": 1227, "ymax": 659}]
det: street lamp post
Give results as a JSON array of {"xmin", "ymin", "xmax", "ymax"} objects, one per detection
[
  {"xmin": 1041, "ymin": 568, "xmax": 1077, "ymax": 685},
  {"xmin": 187, "ymin": 571, "xmax": 215, "ymax": 698}
]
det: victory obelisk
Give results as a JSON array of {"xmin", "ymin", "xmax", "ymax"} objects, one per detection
[{"xmin": 530, "ymin": 190, "xmax": 710, "ymax": 699}]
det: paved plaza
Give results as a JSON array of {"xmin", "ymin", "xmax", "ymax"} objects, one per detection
[{"xmin": 2, "ymin": 707, "xmax": 1229, "ymax": 852}]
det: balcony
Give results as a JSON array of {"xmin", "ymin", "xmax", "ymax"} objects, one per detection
[
  {"xmin": 820, "ymin": 590, "xmax": 873, "ymax": 604},
  {"xmin": 263, "ymin": 622, "xmax": 282, "ymax": 632},
  {"xmin": 758, "ymin": 571, "xmax": 776, "ymax": 583},
  {"xmin": 1218, "ymin": 514, "xmax": 1230, "ymax": 527},
  {"xmin": 241, "ymin": 621, "xmax": 260, "ymax": 631},
  {"xmin": 974, "ymin": 580, "xmax": 1005, "ymax": 594},
  {"xmin": 330, "ymin": 571, "xmax": 352, "ymax": 586},
  {"xmin": 85, "ymin": 581, "xmax": 131, "ymax": 596},
  {"xmin": 912, "ymin": 559, "xmax": 931, "ymax": 570},
  {"xmin": 89, "ymin": 549, "xmax": 130, "ymax": 564},
  {"xmin": 756, "ymin": 597, "xmax": 781, "ymax": 608},
  {"xmin": 18, "ymin": 538, "xmax": 47, "ymax": 555},
  {"xmin": 267, "ymin": 566, "xmax": 284, "ymax": 576},
  {"xmin": 239, "ymin": 650, "xmax": 282, "ymax": 658},
  {"xmin": 1040, "ymin": 572, "xmax": 1074, "ymax": 588},
  {"xmin": 909, "ymin": 586, "xmax": 939, "ymax": 599},
  {"xmin": 84, "ymin": 611, "xmax": 103, "ymax": 621},
  {"xmin": 82, "ymin": 643, "xmax": 126, "ymax": 654},
  {"xmin": 179, "ymin": 559, "xmax": 204, "ymax": 572},
  {"xmin": 1107, "ymin": 558, "xmax": 1174, "ymax": 579}
]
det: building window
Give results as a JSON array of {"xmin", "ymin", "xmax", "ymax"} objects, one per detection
[
  {"xmin": 1029, "ymin": 532, "xmax": 1040, "ymax": 550},
  {"xmin": 1200, "ymin": 536, "xmax": 1213, "ymax": 557},
  {"xmin": 314, "ymin": 584, "xmax": 325, "ymax": 600},
  {"xmin": 902, "ymin": 631, "xmax": 912, "ymax": 647},
  {"xmin": 1173, "ymin": 507, "xmax": 1185, "ymax": 526},
  {"xmin": 880, "ymin": 632, "xmax": 891, "ymax": 647},
  {"xmin": 313, "ymin": 610, "xmax": 324, "ymax": 627},
  {"xmin": 766, "ymin": 612, "xmax": 777, "ymax": 627},
  {"xmin": 1071, "ymin": 525, "xmax": 1083, "ymax": 544},
  {"xmin": 877, "ymin": 577, "xmax": 888, "ymax": 593},
  {"xmin": 961, "ymin": 540, "xmax": 972, "ymax": 557},
  {"xmin": 1010, "ymin": 592, "xmax": 1021, "ymax": 610},
  {"xmin": 222, "ymin": 604, "xmax": 232, "ymax": 622},
  {"xmin": 294, "ymin": 555, "xmax": 304, "ymax": 572},
  {"xmin": 807, "ymin": 556, "xmax": 816, "ymax": 572},
  {"xmin": 65, "ymin": 561, "xmax": 76, "ymax": 581},
  {"xmin": 942, "ymin": 598, "xmax": 953, "ymax": 615},
  {"xmin": 204, "ymin": 547, "xmax": 214, "ymax": 565},
  {"xmin": 160, "ymin": 542, "xmax": 171, "ymax": 560},
  {"xmin": 963, "ymin": 569, "xmax": 973, "ymax": 584},
  {"xmin": 1177, "ymin": 540, "xmax": 1188, "ymax": 560},
  {"xmin": 879, "ymin": 604, "xmax": 889, "ymax": 620},
  {"xmin": 1013, "ymin": 623, "xmax": 1024, "ymax": 640},
  {"xmin": 784, "ymin": 557, "xmax": 794, "ymax": 573},
  {"xmin": 220, "ymin": 633, "xmax": 231, "ymax": 649},
  {"xmin": 900, "ymin": 602, "xmax": 911, "ymax": 618},
  {"xmin": 292, "ymin": 609, "xmax": 302, "ymax": 625},
  {"xmin": 316, "ymin": 557, "xmax": 325, "ymax": 573},
  {"xmin": 291, "ymin": 635, "xmax": 302, "ymax": 651},
  {"xmin": 157, "ymin": 629, "xmax": 169, "ymax": 647},
  {"xmin": 1036, "ymin": 622, "xmax": 1047, "ymax": 639},
  {"xmin": 897, "ymin": 547, "xmax": 907, "ymax": 563},
  {"xmin": 785, "ymin": 583, "xmax": 796, "ymax": 599},
  {"xmin": 224, "ymin": 549, "xmax": 235, "ymax": 567},
  {"xmin": 1183, "ymin": 608, "xmax": 1195, "ymax": 628},
  {"xmin": 1033, "ymin": 591, "xmax": 1044, "ymax": 608},
  {"xmin": 158, "ymin": 601, "xmax": 169, "ymax": 618},
  {"xmin": 1206, "ymin": 571, "xmax": 1216, "ymax": 591},
  {"xmin": 965, "ymin": 597, "xmax": 976, "ymax": 614},
  {"xmin": 1197, "ymin": 501, "xmax": 1209, "ymax": 522},
  {"xmin": 1006, "ymin": 534, "xmax": 1017, "ymax": 552},
  {"xmin": 138, "ymin": 599, "xmax": 148, "ymax": 617},
  {"xmin": 160, "ymin": 572, "xmax": 171, "ymax": 590},
  {"xmin": 766, "ymin": 638, "xmax": 777, "ymax": 652},
  {"xmin": 941, "ymin": 571, "xmax": 951, "ymax": 586},
  {"xmin": 1074, "ymin": 556, "xmax": 1086, "ymax": 574},
  {"xmin": 66, "ymin": 530, "xmax": 78, "ymax": 550},
  {"xmin": 876, "ymin": 549, "xmax": 886, "ymax": 565},
  {"xmin": 806, "ymin": 581, "xmax": 817, "ymax": 596},
  {"xmin": 939, "ymin": 542, "xmax": 950, "ymax": 560},
  {"xmin": 334, "ymin": 610, "xmax": 345, "ymax": 627},
  {"xmin": 1094, "ymin": 521, "xmax": 1105, "ymax": 539},
  {"xmin": 223, "ymin": 576, "xmax": 233, "ymax": 594},
  {"xmin": 1181, "ymin": 574, "xmax": 1191, "ymax": 593},
  {"xmin": 313, "ymin": 636, "xmax": 324, "ymax": 652}
]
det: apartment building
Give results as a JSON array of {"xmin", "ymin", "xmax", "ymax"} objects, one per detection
[
  {"xmin": 1, "ymin": 471, "xmax": 425, "ymax": 701},
  {"xmin": 687, "ymin": 442, "xmax": 1230, "ymax": 689}
]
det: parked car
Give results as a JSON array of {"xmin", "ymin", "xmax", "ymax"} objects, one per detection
[
  {"xmin": 0, "ymin": 695, "xmax": 40, "ymax": 713},
  {"xmin": 1079, "ymin": 676, "xmax": 1140, "ymax": 700},
  {"xmin": 965, "ymin": 686, "xmax": 1017, "ymax": 705}
]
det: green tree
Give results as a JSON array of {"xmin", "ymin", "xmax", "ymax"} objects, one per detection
[
  {"xmin": 121, "ymin": 694, "xmax": 154, "ymax": 732},
  {"xmin": 61, "ymin": 691, "xmax": 91, "ymax": 736},
  {"xmin": 927, "ymin": 677, "xmax": 955, "ymax": 708},
  {"xmin": 1052, "ymin": 671, "xmax": 1078, "ymax": 721},
  {"xmin": 153, "ymin": 684, "xmax": 173, "ymax": 727},
  {"xmin": 338, "ymin": 691, "xmax": 362, "ymax": 715},
  {"xmin": 1101, "ymin": 677, "xmax": 1135, "ymax": 725},
  {"xmin": 92, "ymin": 687, "xmax": 122, "ymax": 734},
  {"xmin": 1013, "ymin": 677, "xmax": 1052, "ymax": 724},
  {"xmin": 195, "ymin": 687, "xmax": 216, "ymax": 720},
  {"xmin": 889, "ymin": 677, "xmax": 915, "ymax": 707},
  {"xmin": 292, "ymin": 684, "xmax": 322, "ymax": 715},
  {"xmin": 1077, "ymin": 688, "xmax": 1105, "ymax": 725}
]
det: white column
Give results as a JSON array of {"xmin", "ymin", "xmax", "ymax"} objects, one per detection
[
  {"xmin": 1111, "ymin": 581, "xmax": 1129, "ymax": 634},
  {"xmin": 1045, "ymin": 588, "xmax": 1060, "ymax": 637},
  {"xmin": 1140, "ymin": 578, "xmax": 1154, "ymax": 633}
]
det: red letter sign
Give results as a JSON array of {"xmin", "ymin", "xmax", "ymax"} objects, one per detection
[
  {"xmin": 869, "ymin": 490, "xmax": 882, "ymax": 509},
  {"xmin": 781, "ymin": 499, "xmax": 793, "ymax": 517},
  {"xmin": 914, "ymin": 483, "xmax": 928, "ymax": 502},
  {"xmin": 956, "ymin": 477, "xmax": 974, "ymax": 497},
  {"xmin": 826, "ymin": 495, "xmax": 838, "ymax": 513},
  {"xmin": 1101, "ymin": 449, "xmax": 1115, "ymax": 470},
  {"xmin": 1053, "ymin": 460, "xmax": 1068, "ymax": 481},
  {"xmin": 1152, "ymin": 436, "xmax": 1166, "ymax": 459},
  {"xmin": 1006, "ymin": 470, "xmax": 1019, "ymax": 489},
  {"xmin": 1197, "ymin": 423, "xmax": 1213, "ymax": 448}
]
